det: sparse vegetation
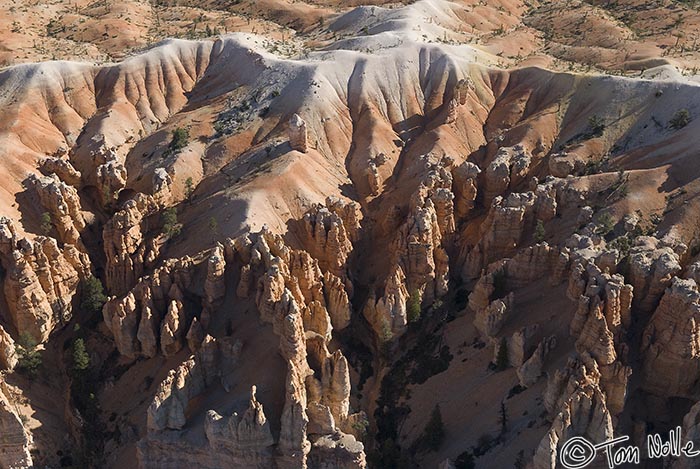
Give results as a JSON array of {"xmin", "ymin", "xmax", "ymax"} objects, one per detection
[{"xmin": 670, "ymin": 109, "xmax": 691, "ymax": 130}]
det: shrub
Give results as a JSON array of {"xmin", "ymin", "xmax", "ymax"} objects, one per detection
[
  {"xmin": 407, "ymin": 289, "xmax": 421, "ymax": 323},
  {"xmin": 534, "ymin": 219, "xmax": 545, "ymax": 242},
  {"xmin": 670, "ymin": 109, "xmax": 691, "ymax": 130},
  {"xmin": 16, "ymin": 333, "xmax": 42, "ymax": 378},
  {"xmin": 81, "ymin": 275, "xmax": 106, "ymax": 314},
  {"xmin": 40, "ymin": 212, "xmax": 52, "ymax": 234},
  {"xmin": 162, "ymin": 207, "xmax": 181, "ymax": 238}
]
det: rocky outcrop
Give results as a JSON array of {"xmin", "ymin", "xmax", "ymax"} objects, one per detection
[
  {"xmin": 26, "ymin": 173, "xmax": 86, "ymax": 247},
  {"xmin": 641, "ymin": 277, "xmax": 700, "ymax": 398},
  {"xmin": 364, "ymin": 164, "xmax": 455, "ymax": 341},
  {"xmin": 483, "ymin": 145, "xmax": 532, "ymax": 201},
  {"xmin": 309, "ymin": 432, "xmax": 367, "ymax": 469},
  {"xmin": 474, "ymin": 293, "xmax": 513, "ymax": 338},
  {"xmin": 300, "ymin": 201, "xmax": 355, "ymax": 281},
  {"xmin": 102, "ymin": 193, "xmax": 160, "ymax": 296},
  {"xmin": 205, "ymin": 386, "xmax": 275, "ymax": 461},
  {"xmin": 628, "ymin": 237, "xmax": 682, "ymax": 313},
  {"xmin": 452, "ymin": 161, "xmax": 480, "ymax": 219},
  {"xmin": 468, "ymin": 243, "xmax": 569, "ymax": 314},
  {"xmin": 103, "ymin": 257, "xmax": 195, "ymax": 358},
  {"xmin": 534, "ymin": 356, "xmax": 614, "ymax": 469},
  {"xmin": 278, "ymin": 361, "xmax": 312, "ymax": 468},
  {"xmin": 289, "ymin": 113, "xmax": 308, "ymax": 153},
  {"xmin": 152, "ymin": 168, "xmax": 173, "ymax": 207},
  {"xmin": 96, "ymin": 160, "xmax": 128, "ymax": 203},
  {"xmin": 186, "ymin": 317, "xmax": 205, "ymax": 352},
  {"xmin": 160, "ymin": 299, "xmax": 185, "ymax": 357},
  {"xmin": 517, "ymin": 335, "xmax": 557, "ymax": 387},
  {"xmin": 568, "ymin": 258, "xmax": 633, "ymax": 355},
  {"xmin": 40, "ymin": 157, "xmax": 81, "ymax": 186},
  {"xmin": 323, "ymin": 272, "xmax": 351, "ymax": 331},
  {"xmin": 103, "ymin": 292, "xmax": 140, "ymax": 358},
  {"xmin": 147, "ymin": 336, "xmax": 241, "ymax": 431},
  {"xmin": 363, "ymin": 265, "xmax": 409, "ymax": 340},
  {"xmin": 599, "ymin": 361, "xmax": 632, "ymax": 417},
  {"xmin": 505, "ymin": 324, "xmax": 539, "ymax": 368},
  {"xmin": 0, "ymin": 380, "xmax": 32, "ymax": 469},
  {"xmin": 0, "ymin": 218, "xmax": 90, "ymax": 341},
  {"xmin": 674, "ymin": 401, "xmax": 700, "ymax": 469},
  {"xmin": 204, "ymin": 244, "xmax": 226, "ymax": 309},
  {"xmin": 0, "ymin": 326, "xmax": 16, "ymax": 370},
  {"xmin": 234, "ymin": 227, "xmax": 364, "ymax": 467},
  {"xmin": 463, "ymin": 192, "xmax": 536, "ymax": 279}
]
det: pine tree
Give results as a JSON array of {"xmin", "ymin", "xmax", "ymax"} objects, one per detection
[
  {"xmin": 162, "ymin": 207, "xmax": 181, "ymax": 238},
  {"xmin": 81, "ymin": 276, "xmax": 106, "ymax": 314},
  {"xmin": 422, "ymin": 404, "xmax": 446, "ymax": 452},
  {"xmin": 72, "ymin": 338, "xmax": 90, "ymax": 374},
  {"xmin": 184, "ymin": 177, "xmax": 194, "ymax": 200},
  {"xmin": 16, "ymin": 333, "xmax": 42, "ymax": 378}
]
